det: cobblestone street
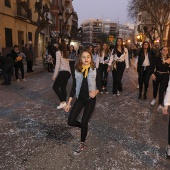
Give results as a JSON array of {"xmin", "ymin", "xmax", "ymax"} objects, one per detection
[{"xmin": 0, "ymin": 62, "xmax": 170, "ymax": 170}]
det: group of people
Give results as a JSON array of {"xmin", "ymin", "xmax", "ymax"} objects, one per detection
[
  {"xmin": 0, "ymin": 42, "xmax": 34, "ymax": 85},
  {"xmin": 51, "ymin": 38, "xmax": 170, "ymax": 157}
]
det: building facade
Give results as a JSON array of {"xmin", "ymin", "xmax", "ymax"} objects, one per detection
[{"xmin": 0, "ymin": 0, "xmax": 52, "ymax": 57}]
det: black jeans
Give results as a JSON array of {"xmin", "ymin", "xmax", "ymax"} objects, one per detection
[
  {"xmin": 152, "ymin": 72, "xmax": 169, "ymax": 105},
  {"xmin": 99, "ymin": 63, "xmax": 108, "ymax": 88},
  {"xmin": 68, "ymin": 97, "xmax": 96, "ymax": 142},
  {"xmin": 69, "ymin": 61, "xmax": 75, "ymax": 78},
  {"xmin": 112, "ymin": 62, "xmax": 125, "ymax": 94},
  {"xmin": 138, "ymin": 66, "xmax": 151, "ymax": 94},
  {"xmin": 14, "ymin": 62, "xmax": 24, "ymax": 79},
  {"xmin": 2, "ymin": 64, "xmax": 13, "ymax": 84},
  {"xmin": 27, "ymin": 60, "xmax": 33, "ymax": 72},
  {"xmin": 53, "ymin": 71, "xmax": 71, "ymax": 102},
  {"xmin": 48, "ymin": 63, "xmax": 53, "ymax": 72}
]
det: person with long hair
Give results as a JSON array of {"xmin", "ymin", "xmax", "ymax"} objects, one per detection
[
  {"xmin": 98, "ymin": 43, "xmax": 111, "ymax": 93},
  {"xmin": 68, "ymin": 45, "xmax": 77, "ymax": 78},
  {"xmin": 150, "ymin": 46, "xmax": 170, "ymax": 112},
  {"xmin": 163, "ymin": 77, "xmax": 170, "ymax": 159},
  {"xmin": 52, "ymin": 39, "xmax": 71, "ymax": 109},
  {"xmin": 108, "ymin": 38, "xmax": 129, "ymax": 96},
  {"xmin": 65, "ymin": 50, "xmax": 101, "ymax": 155},
  {"xmin": 134, "ymin": 41, "xmax": 155, "ymax": 100},
  {"xmin": 92, "ymin": 46, "xmax": 99, "ymax": 68}
]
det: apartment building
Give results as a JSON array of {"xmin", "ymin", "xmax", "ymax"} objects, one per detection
[
  {"xmin": 0, "ymin": 0, "xmax": 52, "ymax": 57},
  {"xmin": 81, "ymin": 18, "xmax": 103, "ymax": 46}
]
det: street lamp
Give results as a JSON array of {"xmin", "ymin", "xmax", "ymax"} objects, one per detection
[{"xmin": 58, "ymin": 11, "xmax": 63, "ymax": 39}]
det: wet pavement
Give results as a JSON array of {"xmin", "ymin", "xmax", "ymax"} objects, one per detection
[{"xmin": 0, "ymin": 61, "xmax": 170, "ymax": 170}]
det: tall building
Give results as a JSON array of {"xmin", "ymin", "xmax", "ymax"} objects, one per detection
[
  {"xmin": 0, "ymin": 0, "xmax": 52, "ymax": 57},
  {"xmin": 50, "ymin": 0, "xmax": 78, "ymax": 44},
  {"xmin": 103, "ymin": 19, "xmax": 118, "ymax": 35},
  {"xmin": 81, "ymin": 18, "xmax": 103, "ymax": 46}
]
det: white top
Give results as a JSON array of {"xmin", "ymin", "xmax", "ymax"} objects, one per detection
[
  {"xmin": 53, "ymin": 51, "xmax": 71, "ymax": 78},
  {"xmin": 134, "ymin": 53, "xmax": 150, "ymax": 67},
  {"xmin": 164, "ymin": 77, "xmax": 170, "ymax": 106},
  {"xmin": 108, "ymin": 48, "xmax": 129, "ymax": 68},
  {"xmin": 99, "ymin": 51, "xmax": 110, "ymax": 64},
  {"xmin": 92, "ymin": 53, "xmax": 100, "ymax": 69}
]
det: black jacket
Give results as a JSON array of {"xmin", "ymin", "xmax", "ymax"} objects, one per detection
[
  {"xmin": 0, "ymin": 56, "xmax": 14, "ymax": 70},
  {"xmin": 137, "ymin": 49, "xmax": 155, "ymax": 72}
]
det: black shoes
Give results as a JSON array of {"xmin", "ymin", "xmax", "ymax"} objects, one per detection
[
  {"xmin": 138, "ymin": 93, "xmax": 142, "ymax": 99},
  {"xmin": 143, "ymin": 93, "xmax": 147, "ymax": 100}
]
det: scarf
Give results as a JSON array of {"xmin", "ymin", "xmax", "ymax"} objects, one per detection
[{"xmin": 81, "ymin": 65, "xmax": 90, "ymax": 78}]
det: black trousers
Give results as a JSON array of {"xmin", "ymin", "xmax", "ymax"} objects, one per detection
[
  {"xmin": 112, "ymin": 62, "xmax": 125, "ymax": 94},
  {"xmin": 68, "ymin": 97, "xmax": 96, "ymax": 142},
  {"xmin": 14, "ymin": 62, "xmax": 24, "ymax": 79},
  {"xmin": 138, "ymin": 66, "xmax": 151, "ymax": 94},
  {"xmin": 53, "ymin": 71, "xmax": 71, "ymax": 102},
  {"xmin": 99, "ymin": 63, "xmax": 108, "ymax": 88},
  {"xmin": 69, "ymin": 61, "xmax": 75, "ymax": 78},
  {"xmin": 2, "ymin": 64, "xmax": 13, "ymax": 84},
  {"xmin": 48, "ymin": 63, "xmax": 53, "ymax": 72},
  {"xmin": 27, "ymin": 60, "xmax": 33, "ymax": 72},
  {"xmin": 152, "ymin": 72, "xmax": 169, "ymax": 105}
]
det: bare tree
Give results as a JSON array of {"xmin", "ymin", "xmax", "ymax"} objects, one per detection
[
  {"xmin": 20, "ymin": 0, "xmax": 50, "ymax": 63},
  {"xmin": 128, "ymin": 0, "xmax": 170, "ymax": 46}
]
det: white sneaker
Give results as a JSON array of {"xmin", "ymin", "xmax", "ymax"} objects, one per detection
[
  {"xmin": 157, "ymin": 105, "xmax": 163, "ymax": 113},
  {"xmin": 137, "ymin": 85, "xmax": 139, "ymax": 89},
  {"xmin": 117, "ymin": 91, "xmax": 120, "ymax": 96},
  {"xmin": 57, "ymin": 102, "xmax": 67, "ymax": 109},
  {"xmin": 16, "ymin": 79, "xmax": 20, "ymax": 82},
  {"xmin": 150, "ymin": 99, "xmax": 156, "ymax": 106},
  {"xmin": 22, "ymin": 78, "xmax": 27, "ymax": 81}
]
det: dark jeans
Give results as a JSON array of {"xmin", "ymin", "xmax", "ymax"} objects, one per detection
[
  {"xmin": 68, "ymin": 97, "xmax": 96, "ymax": 142},
  {"xmin": 138, "ymin": 66, "xmax": 151, "ymax": 94},
  {"xmin": 112, "ymin": 62, "xmax": 125, "ymax": 94},
  {"xmin": 152, "ymin": 72, "xmax": 169, "ymax": 105},
  {"xmin": 27, "ymin": 60, "xmax": 33, "ymax": 72},
  {"xmin": 53, "ymin": 71, "xmax": 71, "ymax": 102},
  {"xmin": 69, "ymin": 61, "xmax": 75, "ymax": 78},
  {"xmin": 48, "ymin": 63, "xmax": 53, "ymax": 72},
  {"xmin": 2, "ymin": 64, "xmax": 13, "ymax": 84},
  {"xmin": 14, "ymin": 62, "xmax": 24, "ymax": 79},
  {"xmin": 99, "ymin": 63, "xmax": 108, "ymax": 88}
]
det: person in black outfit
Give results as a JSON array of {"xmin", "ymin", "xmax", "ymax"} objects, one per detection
[
  {"xmin": 150, "ymin": 46, "xmax": 170, "ymax": 112},
  {"xmin": 11, "ymin": 45, "xmax": 26, "ymax": 82},
  {"xmin": 134, "ymin": 41, "xmax": 155, "ymax": 100},
  {"xmin": 0, "ymin": 54, "xmax": 14, "ymax": 85},
  {"xmin": 68, "ymin": 45, "xmax": 77, "ymax": 78},
  {"xmin": 65, "ymin": 50, "xmax": 101, "ymax": 155}
]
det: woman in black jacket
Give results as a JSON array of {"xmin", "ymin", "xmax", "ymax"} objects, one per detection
[{"xmin": 134, "ymin": 41, "xmax": 155, "ymax": 100}]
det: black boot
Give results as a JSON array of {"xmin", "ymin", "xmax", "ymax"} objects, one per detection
[
  {"xmin": 143, "ymin": 93, "xmax": 147, "ymax": 100},
  {"xmin": 138, "ymin": 92, "xmax": 142, "ymax": 99}
]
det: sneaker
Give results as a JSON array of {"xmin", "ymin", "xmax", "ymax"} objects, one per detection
[
  {"xmin": 137, "ymin": 85, "xmax": 139, "ymax": 89},
  {"xmin": 16, "ymin": 79, "xmax": 20, "ymax": 82},
  {"xmin": 22, "ymin": 78, "xmax": 27, "ymax": 82},
  {"xmin": 157, "ymin": 105, "xmax": 163, "ymax": 113},
  {"xmin": 99, "ymin": 89, "xmax": 104, "ymax": 93},
  {"xmin": 117, "ymin": 91, "xmax": 120, "ymax": 96},
  {"xmin": 150, "ymin": 99, "xmax": 156, "ymax": 106},
  {"xmin": 57, "ymin": 102, "xmax": 67, "ymax": 109},
  {"xmin": 166, "ymin": 146, "xmax": 170, "ymax": 159},
  {"xmin": 113, "ymin": 94, "xmax": 117, "ymax": 97},
  {"xmin": 104, "ymin": 89, "xmax": 108, "ymax": 93},
  {"xmin": 73, "ymin": 142, "xmax": 85, "ymax": 155}
]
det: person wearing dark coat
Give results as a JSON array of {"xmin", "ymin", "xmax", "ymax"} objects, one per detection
[
  {"xmin": 24, "ymin": 44, "xmax": 34, "ymax": 73},
  {"xmin": 0, "ymin": 54, "xmax": 14, "ymax": 85},
  {"xmin": 11, "ymin": 45, "xmax": 26, "ymax": 82}
]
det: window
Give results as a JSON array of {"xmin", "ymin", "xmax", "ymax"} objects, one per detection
[
  {"xmin": 4, "ymin": 0, "xmax": 11, "ymax": 8},
  {"xmin": 5, "ymin": 28, "xmax": 13, "ymax": 47},
  {"xmin": 28, "ymin": 32, "xmax": 32, "ymax": 41}
]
